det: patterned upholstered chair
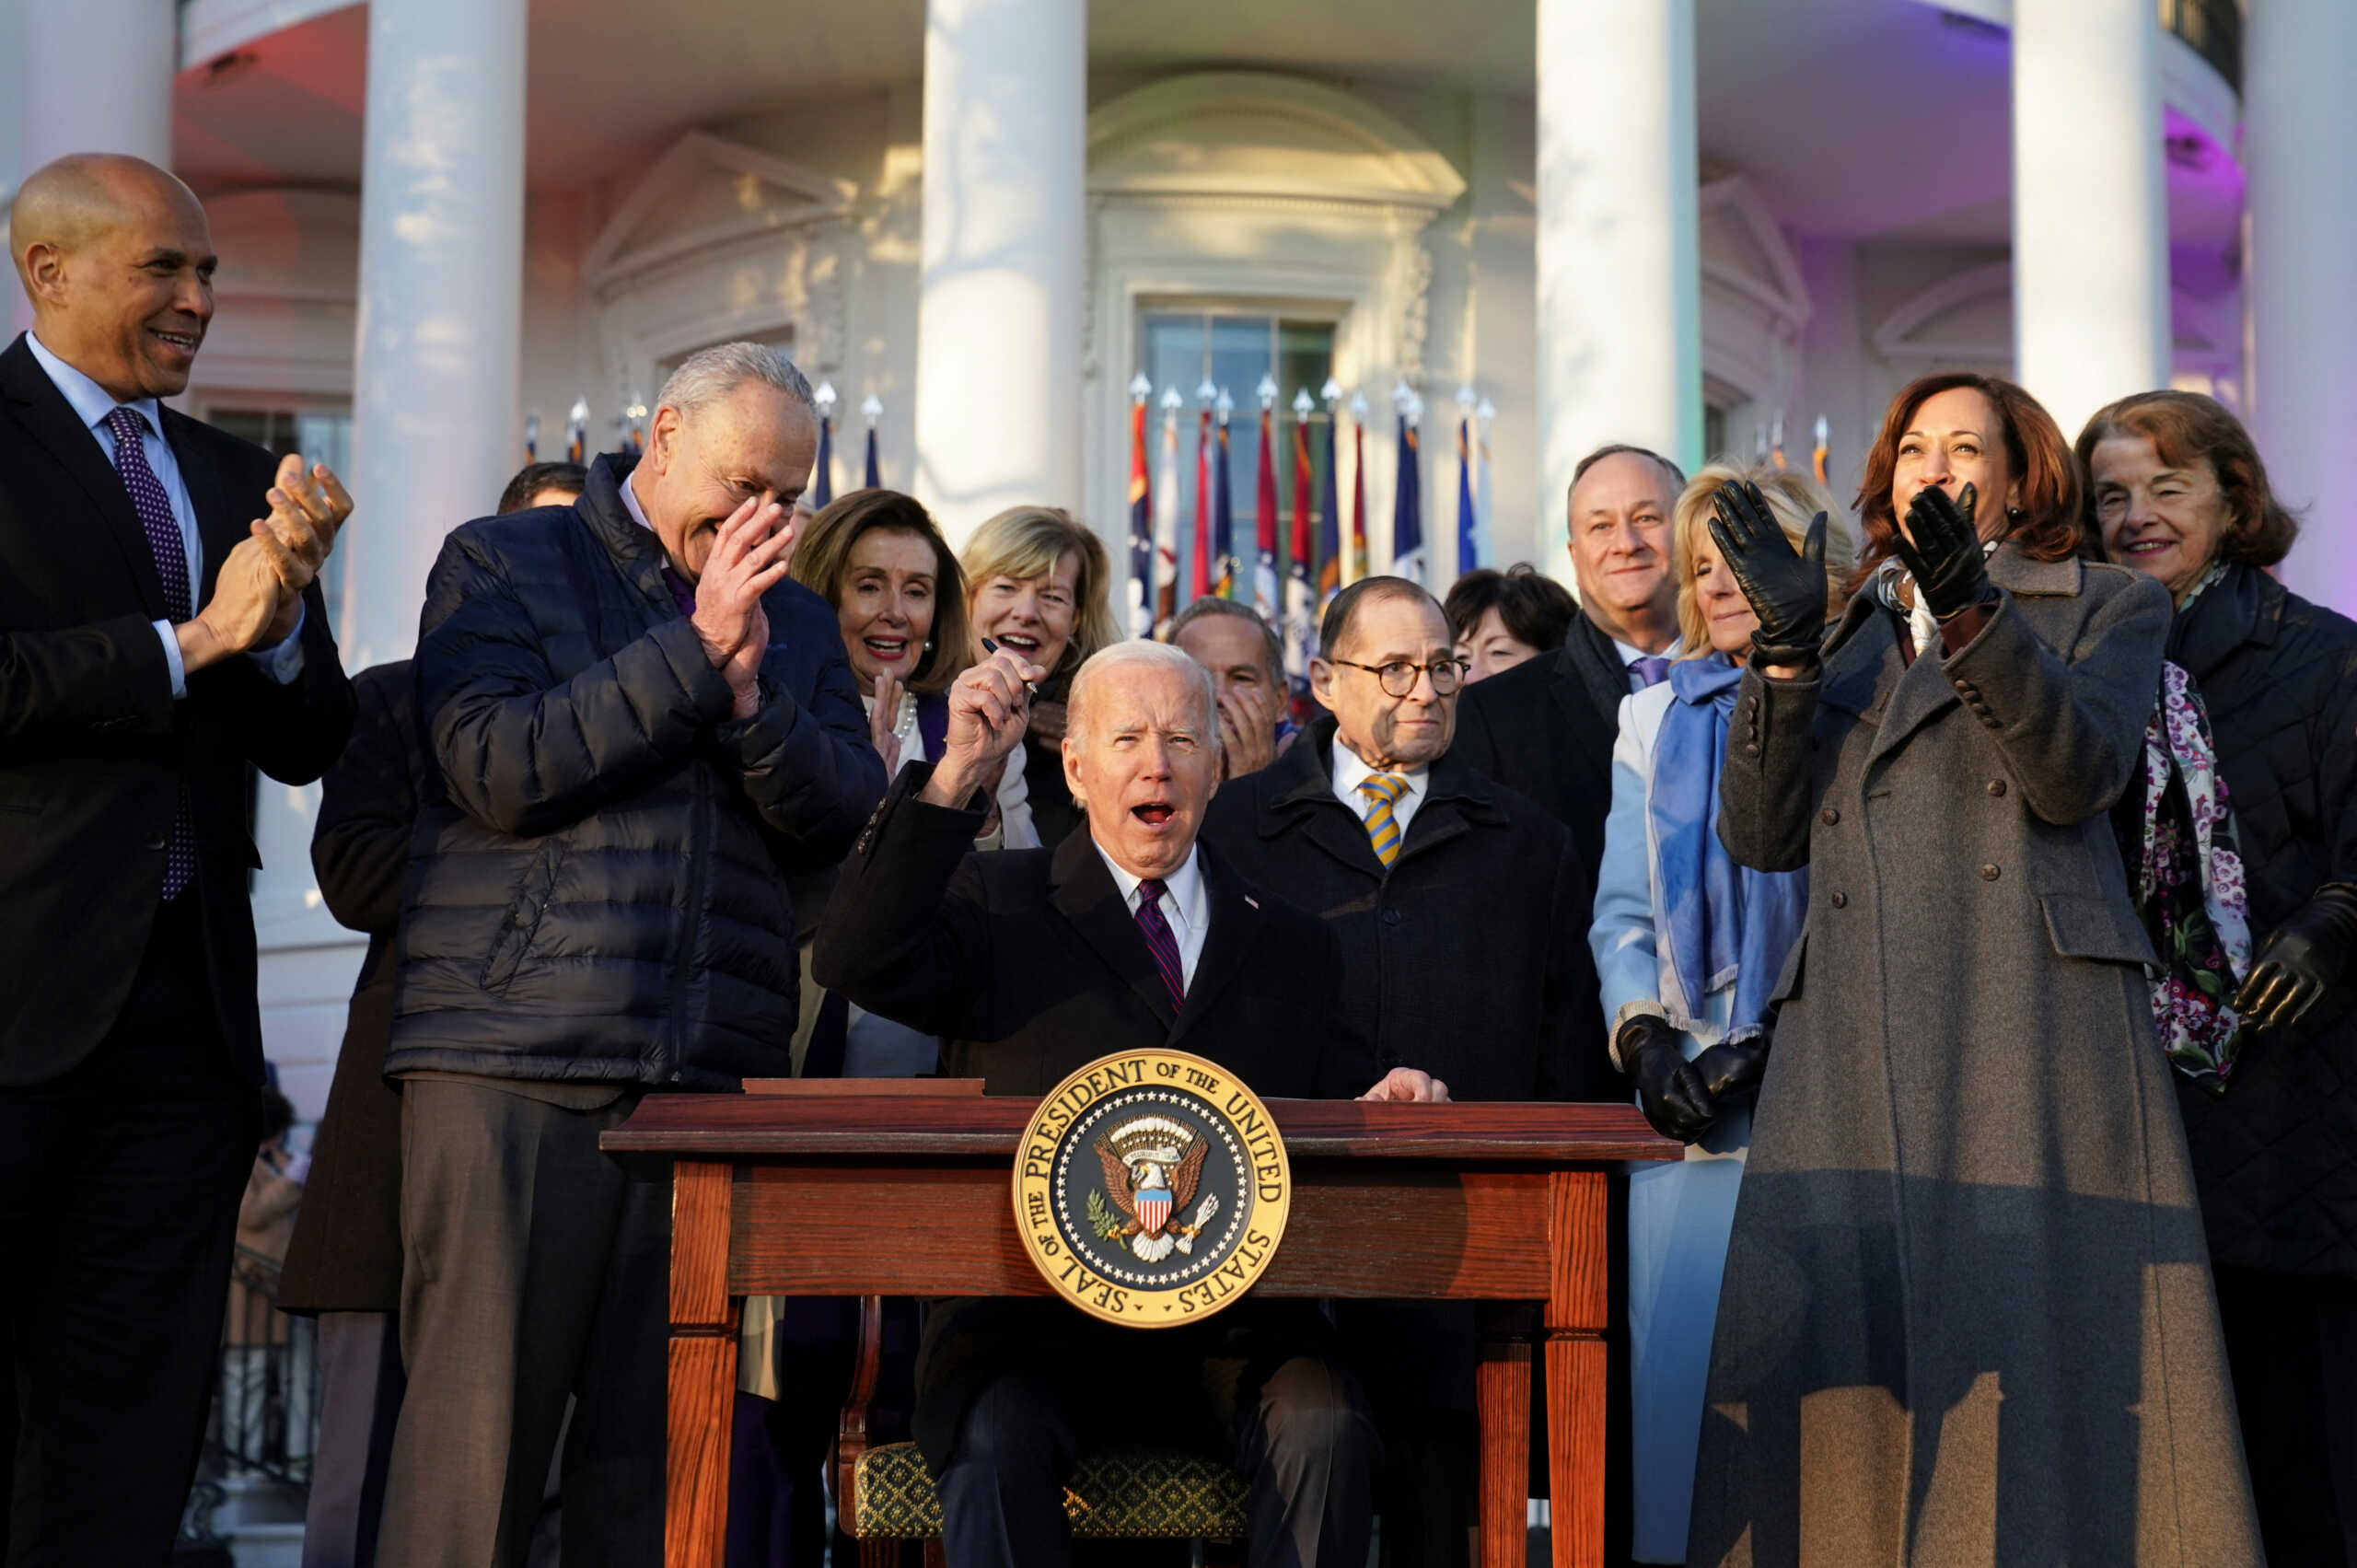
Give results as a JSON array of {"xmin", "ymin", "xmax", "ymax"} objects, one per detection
[{"xmin": 835, "ymin": 1297, "xmax": 1250, "ymax": 1566}]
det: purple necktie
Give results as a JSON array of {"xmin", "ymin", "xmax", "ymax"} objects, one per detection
[
  {"xmin": 1631, "ymin": 655, "xmax": 1672, "ymax": 690},
  {"xmin": 103, "ymin": 407, "xmax": 197, "ymax": 899},
  {"xmin": 1133, "ymin": 878, "xmax": 1186, "ymax": 1015}
]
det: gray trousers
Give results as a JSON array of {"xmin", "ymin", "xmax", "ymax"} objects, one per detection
[{"xmin": 377, "ymin": 1079, "xmax": 668, "ymax": 1568}]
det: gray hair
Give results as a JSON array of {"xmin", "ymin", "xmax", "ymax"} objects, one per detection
[
  {"xmin": 1167, "ymin": 596, "xmax": 1284, "ymax": 691},
  {"xmin": 1068, "ymin": 640, "xmax": 1218, "ymax": 744},
  {"xmin": 655, "ymin": 342, "xmax": 817, "ymax": 423}
]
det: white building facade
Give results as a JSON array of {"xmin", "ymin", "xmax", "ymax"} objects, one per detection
[{"xmin": 3, "ymin": 0, "xmax": 2346, "ymax": 1112}]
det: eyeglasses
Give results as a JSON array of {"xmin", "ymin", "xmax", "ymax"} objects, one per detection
[{"xmin": 1328, "ymin": 656, "xmax": 1469, "ymax": 698}]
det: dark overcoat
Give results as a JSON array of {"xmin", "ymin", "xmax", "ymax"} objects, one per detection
[
  {"xmin": 1201, "ymin": 717, "xmax": 1612, "ymax": 1103},
  {"xmin": 278, "ymin": 659, "xmax": 430, "ymax": 1315},
  {"xmin": 1689, "ymin": 546, "xmax": 2261, "ymax": 1565},
  {"xmin": 2164, "ymin": 563, "xmax": 2357, "ymax": 1276},
  {"xmin": 1452, "ymin": 609, "xmax": 1629, "ymax": 877}
]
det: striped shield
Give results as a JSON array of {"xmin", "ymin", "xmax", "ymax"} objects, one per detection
[{"xmin": 1135, "ymin": 1188, "xmax": 1173, "ymax": 1238}]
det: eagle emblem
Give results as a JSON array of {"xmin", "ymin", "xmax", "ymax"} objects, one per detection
[{"xmin": 1090, "ymin": 1115, "xmax": 1220, "ymax": 1262}]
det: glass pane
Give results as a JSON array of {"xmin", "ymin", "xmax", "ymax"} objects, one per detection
[
  {"xmin": 294, "ymin": 412, "xmax": 354, "ymax": 629},
  {"xmin": 1141, "ymin": 314, "xmax": 1207, "ymax": 600},
  {"xmin": 1208, "ymin": 317, "xmax": 1272, "ymax": 602},
  {"xmin": 1273, "ymin": 321, "xmax": 1336, "ymax": 580},
  {"xmin": 208, "ymin": 409, "xmax": 277, "ymax": 448}
]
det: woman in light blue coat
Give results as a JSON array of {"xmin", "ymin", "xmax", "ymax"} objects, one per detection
[{"xmin": 1589, "ymin": 462, "xmax": 1847, "ymax": 1563}]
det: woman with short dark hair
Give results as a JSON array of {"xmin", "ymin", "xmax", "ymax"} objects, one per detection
[
  {"xmin": 2082, "ymin": 389, "xmax": 2357, "ymax": 1565},
  {"xmin": 1688, "ymin": 372, "xmax": 2261, "ymax": 1564},
  {"xmin": 1444, "ymin": 563, "xmax": 1577, "ymax": 682}
]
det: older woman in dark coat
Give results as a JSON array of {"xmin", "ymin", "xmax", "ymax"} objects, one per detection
[
  {"xmin": 2083, "ymin": 389, "xmax": 2357, "ymax": 1565},
  {"xmin": 1689, "ymin": 372, "xmax": 2260, "ymax": 1565}
]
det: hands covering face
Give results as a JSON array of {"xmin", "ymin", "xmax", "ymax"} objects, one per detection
[{"xmin": 1891, "ymin": 482, "xmax": 1992, "ymax": 622}]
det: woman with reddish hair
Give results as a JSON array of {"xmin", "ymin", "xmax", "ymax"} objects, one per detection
[
  {"xmin": 2084, "ymin": 390, "xmax": 2357, "ymax": 1564},
  {"xmin": 1685, "ymin": 373, "xmax": 2260, "ymax": 1564}
]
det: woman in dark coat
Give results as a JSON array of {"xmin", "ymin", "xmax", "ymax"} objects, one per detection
[
  {"xmin": 1689, "ymin": 372, "xmax": 2260, "ymax": 1565},
  {"xmin": 2083, "ymin": 389, "xmax": 2357, "ymax": 1564}
]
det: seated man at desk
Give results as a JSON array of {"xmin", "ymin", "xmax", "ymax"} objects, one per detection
[{"xmin": 816, "ymin": 638, "xmax": 1445, "ymax": 1568}]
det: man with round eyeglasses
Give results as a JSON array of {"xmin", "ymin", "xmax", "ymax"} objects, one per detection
[{"xmin": 1201, "ymin": 575, "xmax": 1613, "ymax": 1568}]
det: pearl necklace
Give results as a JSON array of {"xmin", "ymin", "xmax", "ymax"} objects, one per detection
[{"xmin": 889, "ymin": 689, "xmax": 919, "ymax": 751}]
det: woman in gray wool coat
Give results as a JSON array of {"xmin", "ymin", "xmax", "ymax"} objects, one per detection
[{"xmin": 1683, "ymin": 371, "xmax": 2261, "ymax": 1567}]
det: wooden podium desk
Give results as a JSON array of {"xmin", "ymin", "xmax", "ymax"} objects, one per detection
[{"xmin": 603, "ymin": 1090, "xmax": 1678, "ymax": 1568}]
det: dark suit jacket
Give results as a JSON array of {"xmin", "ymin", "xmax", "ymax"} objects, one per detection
[
  {"xmin": 1202, "ymin": 718, "xmax": 1613, "ymax": 1104},
  {"xmin": 279, "ymin": 661, "xmax": 432, "ymax": 1315},
  {"xmin": 812, "ymin": 763, "xmax": 1374, "ymax": 1464},
  {"xmin": 0, "ymin": 333, "xmax": 354, "ymax": 1086},
  {"xmin": 1450, "ymin": 610, "xmax": 1630, "ymax": 878},
  {"xmin": 814, "ymin": 763, "xmax": 1372, "ymax": 1099}
]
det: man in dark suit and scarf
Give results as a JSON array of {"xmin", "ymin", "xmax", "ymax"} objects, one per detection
[
  {"xmin": 818, "ymin": 639, "xmax": 1446, "ymax": 1568},
  {"xmin": 0, "ymin": 153, "xmax": 355, "ymax": 1566}
]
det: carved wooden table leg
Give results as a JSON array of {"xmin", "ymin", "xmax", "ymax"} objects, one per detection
[
  {"xmin": 1477, "ymin": 1316, "xmax": 1534, "ymax": 1568},
  {"xmin": 1546, "ymin": 1169, "xmax": 1608, "ymax": 1568},
  {"xmin": 667, "ymin": 1159, "xmax": 739, "ymax": 1568}
]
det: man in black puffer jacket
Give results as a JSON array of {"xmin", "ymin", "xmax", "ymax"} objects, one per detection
[{"xmin": 377, "ymin": 343, "xmax": 884, "ymax": 1568}]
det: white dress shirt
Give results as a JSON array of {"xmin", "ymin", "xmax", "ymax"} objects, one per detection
[
  {"xmin": 27, "ymin": 332, "xmax": 305, "ymax": 698},
  {"xmin": 1329, "ymin": 733, "xmax": 1430, "ymax": 841},
  {"xmin": 1092, "ymin": 840, "xmax": 1208, "ymax": 993},
  {"xmin": 1610, "ymin": 633, "xmax": 1683, "ymax": 694}
]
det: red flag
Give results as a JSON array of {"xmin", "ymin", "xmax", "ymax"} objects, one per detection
[
  {"xmin": 1191, "ymin": 409, "xmax": 1213, "ymax": 599},
  {"xmin": 1126, "ymin": 400, "xmax": 1152, "ymax": 639},
  {"xmin": 1349, "ymin": 420, "xmax": 1366, "ymax": 580}
]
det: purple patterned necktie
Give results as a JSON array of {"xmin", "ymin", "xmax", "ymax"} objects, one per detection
[
  {"xmin": 1631, "ymin": 655, "xmax": 1672, "ymax": 690},
  {"xmin": 1132, "ymin": 878, "xmax": 1186, "ymax": 1015},
  {"xmin": 103, "ymin": 407, "xmax": 197, "ymax": 898}
]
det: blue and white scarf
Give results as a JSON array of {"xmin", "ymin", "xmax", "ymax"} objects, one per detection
[{"xmin": 1645, "ymin": 654, "xmax": 1813, "ymax": 1042}]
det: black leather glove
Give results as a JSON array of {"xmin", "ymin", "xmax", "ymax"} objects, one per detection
[
  {"xmin": 2235, "ymin": 882, "xmax": 2357, "ymax": 1033},
  {"xmin": 1889, "ymin": 483, "xmax": 1993, "ymax": 622},
  {"xmin": 1620, "ymin": 1014, "xmax": 1717, "ymax": 1144},
  {"xmin": 1706, "ymin": 481, "xmax": 1829, "ymax": 668},
  {"xmin": 1690, "ymin": 1040, "xmax": 1768, "ymax": 1106}
]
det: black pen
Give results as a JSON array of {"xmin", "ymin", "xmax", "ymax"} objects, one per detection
[{"xmin": 979, "ymin": 637, "xmax": 1040, "ymax": 697}]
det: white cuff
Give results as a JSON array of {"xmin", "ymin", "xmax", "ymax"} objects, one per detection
[
  {"xmin": 1608, "ymin": 998, "xmax": 1670, "ymax": 1074},
  {"xmin": 154, "ymin": 620, "xmax": 187, "ymax": 700},
  {"xmin": 246, "ymin": 602, "xmax": 308, "ymax": 685}
]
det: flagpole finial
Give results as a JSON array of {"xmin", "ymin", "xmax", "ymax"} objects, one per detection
[
  {"xmin": 1391, "ymin": 380, "xmax": 1416, "ymax": 418},
  {"xmin": 1195, "ymin": 378, "xmax": 1217, "ymax": 407},
  {"xmin": 1814, "ymin": 414, "xmax": 1829, "ymax": 445},
  {"xmin": 1214, "ymin": 387, "xmax": 1234, "ymax": 424},
  {"xmin": 1320, "ymin": 377, "xmax": 1342, "ymax": 408},
  {"xmin": 1256, "ymin": 373, "xmax": 1279, "ymax": 411},
  {"xmin": 861, "ymin": 393, "xmax": 883, "ymax": 427},
  {"xmin": 1476, "ymin": 397, "xmax": 1496, "ymax": 424},
  {"xmin": 1348, "ymin": 391, "xmax": 1369, "ymax": 420},
  {"xmin": 813, "ymin": 382, "xmax": 838, "ymax": 416},
  {"xmin": 569, "ymin": 396, "xmax": 590, "ymax": 424},
  {"xmin": 1129, "ymin": 373, "xmax": 1154, "ymax": 405},
  {"xmin": 1158, "ymin": 387, "xmax": 1183, "ymax": 412},
  {"xmin": 1455, "ymin": 384, "xmax": 1478, "ymax": 413},
  {"xmin": 1291, "ymin": 388, "xmax": 1314, "ymax": 420}
]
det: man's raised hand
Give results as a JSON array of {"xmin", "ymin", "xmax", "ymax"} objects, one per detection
[
  {"xmin": 921, "ymin": 647, "xmax": 1045, "ymax": 809},
  {"xmin": 692, "ymin": 495, "xmax": 794, "ymax": 673},
  {"xmin": 175, "ymin": 530, "xmax": 300, "ymax": 673},
  {"xmin": 247, "ymin": 454, "xmax": 353, "ymax": 644}
]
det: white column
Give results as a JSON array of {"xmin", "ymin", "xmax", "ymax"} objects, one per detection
[
  {"xmin": 343, "ymin": 0, "xmax": 527, "ymax": 669},
  {"xmin": 2011, "ymin": 0, "xmax": 2169, "ymax": 442},
  {"xmin": 2248, "ymin": 0, "xmax": 2357, "ymax": 616},
  {"xmin": 912, "ymin": 0, "xmax": 1086, "ymax": 544},
  {"xmin": 10, "ymin": 0, "xmax": 176, "ymax": 336},
  {"xmin": 1535, "ymin": 0, "xmax": 1701, "ymax": 582}
]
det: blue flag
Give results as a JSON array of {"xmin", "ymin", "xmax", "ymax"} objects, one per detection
[
  {"xmin": 864, "ymin": 425, "xmax": 880, "ymax": 489},
  {"xmin": 1392, "ymin": 414, "xmax": 1423, "ymax": 584},
  {"xmin": 812, "ymin": 417, "xmax": 834, "ymax": 508},
  {"xmin": 1212, "ymin": 418, "xmax": 1237, "ymax": 598},
  {"xmin": 1455, "ymin": 416, "xmax": 1477, "ymax": 573}
]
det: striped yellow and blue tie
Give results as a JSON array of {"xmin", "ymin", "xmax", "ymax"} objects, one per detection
[{"xmin": 1358, "ymin": 772, "xmax": 1410, "ymax": 868}]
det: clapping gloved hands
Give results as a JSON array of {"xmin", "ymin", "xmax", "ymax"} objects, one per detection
[
  {"xmin": 2235, "ymin": 882, "xmax": 2357, "ymax": 1037},
  {"xmin": 1706, "ymin": 482, "xmax": 1829, "ymax": 671},
  {"xmin": 1618, "ymin": 1013, "xmax": 1768, "ymax": 1144}
]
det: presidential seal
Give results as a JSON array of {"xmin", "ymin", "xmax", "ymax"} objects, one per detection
[{"xmin": 1013, "ymin": 1049, "xmax": 1292, "ymax": 1328}]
